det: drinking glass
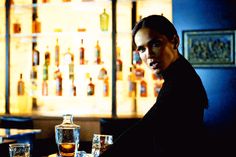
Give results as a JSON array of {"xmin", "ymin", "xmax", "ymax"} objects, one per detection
[
  {"xmin": 55, "ymin": 114, "xmax": 80, "ymax": 157},
  {"xmin": 9, "ymin": 143, "xmax": 30, "ymax": 157},
  {"xmin": 91, "ymin": 134, "xmax": 113, "ymax": 157}
]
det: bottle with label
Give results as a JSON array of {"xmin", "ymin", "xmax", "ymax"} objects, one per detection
[
  {"xmin": 54, "ymin": 68, "xmax": 63, "ymax": 96},
  {"xmin": 32, "ymin": 15, "xmax": 41, "ymax": 33},
  {"xmin": 42, "ymin": 80, "xmax": 48, "ymax": 96},
  {"xmin": 13, "ymin": 18, "xmax": 21, "ymax": 33},
  {"xmin": 103, "ymin": 76, "xmax": 109, "ymax": 97},
  {"xmin": 45, "ymin": 46, "xmax": 50, "ymax": 66},
  {"xmin": 79, "ymin": 39, "xmax": 85, "ymax": 65},
  {"xmin": 43, "ymin": 62, "xmax": 49, "ymax": 80},
  {"xmin": 55, "ymin": 38, "xmax": 60, "ymax": 66},
  {"xmin": 32, "ymin": 46, "xmax": 40, "ymax": 66},
  {"xmin": 140, "ymin": 79, "xmax": 147, "ymax": 97},
  {"xmin": 132, "ymin": 50, "xmax": 142, "ymax": 65},
  {"xmin": 17, "ymin": 73, "xmax": 25, "ymax": 96},
  {"xmin": 128, "ymin": 67, "xmax": 136, "ymax": 97},
  {"xmin": 134, "ymin": 64, "xmax": 145, "ymax": 80},
  {"xmin": 94, "ymin": 40, "xmax": 101, "ymax": 64},
  {"xmin": 116, "ymin": 46, "xmax": 123, "ymax": 80},
  {"xmin": 87, "ymin": 77, "xmax": 95, "ymax": 96},
  {"xmin": 30, "ymin": 66, "xmax": 38, "ymax": 80},
  {"xmin": 98, "ymin": 67, "xmax": 107, "ymax": 80},
  {"xmin": 100, "ymin": 8, "xmax": 109, "ymax": 31}
]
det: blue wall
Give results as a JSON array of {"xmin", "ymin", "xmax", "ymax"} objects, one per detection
[{"xmin": 173, "ymin": 0, "xmax": 236, "ymax": 140}]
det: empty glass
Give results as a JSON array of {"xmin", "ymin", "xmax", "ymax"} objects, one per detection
[
  {"xmin": 91, "ymin": 134, "xmax": 113, "ymax": 157},
  {"xmin": 55, "ymin": 114, "xmax": 80, "ymax": 157},
  {"xmin": 9, "ymin": 143, "xmax": 30, "ymax": 157}
]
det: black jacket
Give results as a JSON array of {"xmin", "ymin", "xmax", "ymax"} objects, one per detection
[{"xmin": 100, "ymin": 54, "xmax": 208, "ymax": 157}]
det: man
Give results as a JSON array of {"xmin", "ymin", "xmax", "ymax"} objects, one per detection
[{"xmin": 100, "ymin": 15, "xmax": 208, "ymax": 157}]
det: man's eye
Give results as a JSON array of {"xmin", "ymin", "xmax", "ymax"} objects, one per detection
[
  {"xmin": 152, "ymin": 42, "xmax": 161, "ymax": 48},
  {"xmin": 138, "ymin": 47, "xmax": 145, "ymax": 53}
]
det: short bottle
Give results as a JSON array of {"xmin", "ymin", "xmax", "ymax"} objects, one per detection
[
  {"xmin": 100, "ymin": 8, "xmax": 109, "ymax": 31},
  {"xmin": 87, "ymin": 77, "xmax": 95, "ymax": 96},
  {"xmin": 116, "ymin": 46, "xmax": 123, "ymax": 80},
  {"xmin": 103, "ymin": 76, "xmax": 109, "ymax": 97},
  {"xmin": 55, "ymin": 114, "xmax": 80, "ymax": 157}
]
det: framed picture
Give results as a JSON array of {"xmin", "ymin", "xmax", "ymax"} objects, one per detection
[{"xmin": 183, "ymin": 29, "xmax": 236, "ymax": 67}]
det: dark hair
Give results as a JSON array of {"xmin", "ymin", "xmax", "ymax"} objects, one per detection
[{"xmin": 132, "ymin": 15, "xmax": 178, "ymax": 46}]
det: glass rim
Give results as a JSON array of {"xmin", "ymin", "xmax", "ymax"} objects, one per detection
[
  {"xmin": 93, "ymin": 134, "xmax": 113, "ymax": 137},
  {"xmin": 9, "ymin": 143, "xmax": 30, "ymax": 148}
]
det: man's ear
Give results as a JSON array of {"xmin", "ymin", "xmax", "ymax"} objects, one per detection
[{"xmin": 172, "ymin": 35, "xmax": 180, "ymax": 49}]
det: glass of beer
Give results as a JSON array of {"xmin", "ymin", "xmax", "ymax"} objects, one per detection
[
  {"xmin": 55, "ymin": 114, "xmax": 80, "ymax": 157},
  {"xmin": 91, "ymin": 134, "xmax": 113, "ymax": 157}
]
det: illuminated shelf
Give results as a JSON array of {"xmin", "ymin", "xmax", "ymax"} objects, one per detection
[{"xmin": 10, "ymin": 31, "xmax": 111, "ymax": 39}]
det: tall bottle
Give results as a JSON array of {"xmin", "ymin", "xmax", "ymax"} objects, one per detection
[
  {"xmin": 140, "ymin": 79, "xmax": 147, "ymax": 97},
  {"xmin": 79, "ymin": 39, "xmax": 85, "ymax": 65},
  {"xmin": 64, "ymin": 48, "xmax": 74, "ymax": 80},
  {"xmin": 54, "ymin": 68, "xmax": 63, "ymax": 96},
  {"xmin": 32, "ymin": 46, "xmax": 40, "ymax": 66},
  {"xmin": 128, "ymin": 67, "xmax": 136, "ymax": 97},
  {"xmin": 116, "ymin": 46, "xmax": 123, "ymax": 80},
  {"xmin": 42, "ymin": 80, "xmax": 48, "ymax": 96},
  {"xmin": 87, "ymin": 77, "xmax": 95, "ymax": 96},
  {"xmin": 99, "ymin": 8, "xmax": 109, "ymax": 31},
  {"xmin": 17, "ymin": 73, "xmax": 25, "ymax": 96},
  {"xmin": 55, "ymin": 38, "xmax": 60, "ymax": 66},
  {"xmin": 45, "ymin": 46, "xmax": 51, "ymax": 66},
  {"xmin": 94, "ymin": 40, "xmax": 101, "ymax": 64},
  {"xmin": 103, "ymin": 76, "xmax": 109, "ymax": 97},
  {"xmin": 43, "ymin": 62, "xmax": 49, "ymax": 81}
]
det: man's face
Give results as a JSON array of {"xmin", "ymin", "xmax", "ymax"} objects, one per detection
[{"xmin": 134, "ymin": 28, "xmax": 179, "ymax": 75}]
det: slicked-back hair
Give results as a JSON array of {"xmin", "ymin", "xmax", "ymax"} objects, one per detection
[{"xmin": 132, "ymin": 15, "xmax": 178, "ymax": 47}]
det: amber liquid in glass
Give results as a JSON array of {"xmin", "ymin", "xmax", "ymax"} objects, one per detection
[{"xmin": 58, "ymin": 143, "xmax": 75, "ymax": 157}]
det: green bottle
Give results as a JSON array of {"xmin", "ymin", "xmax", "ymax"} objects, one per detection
[{"xmin": 100, "ymin": 8, "xmax": 109, "ymax": 31}]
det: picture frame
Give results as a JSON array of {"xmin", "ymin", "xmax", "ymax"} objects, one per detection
[{"xmin": 182, "ymin": 29, "xmax": 236, "ymax": 67}]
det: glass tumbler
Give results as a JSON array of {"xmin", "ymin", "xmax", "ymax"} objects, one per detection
[
  {"xmin": 91, "ymin": 134, "xmax": 113, "ymax": 157},
  {"xmin": 55, "ymin": 114, "xmax": 80, "ymax": 157},
  {"xmin": 9, "ymin": 143, "xmax": 30, "ymax": 157}
]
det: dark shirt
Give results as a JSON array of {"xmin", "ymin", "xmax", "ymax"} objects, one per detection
[{"xmin": 100, "ymin": 54, "xmax": 208, "ymax": 157}]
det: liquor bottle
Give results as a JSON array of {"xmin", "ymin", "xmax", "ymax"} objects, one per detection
[
  {"xmin": 103, "ymin": 76, "xmax": 109, "ymax": 97},
  {"xmin": 132, "ymin": 50, "xmax": 142, "ymax": 65},
  {"xmin": 94, "ymin": 40, "xmax": 101, "ymax": 64},
  {"xmin": 98, "ymin": 67, "xmax": 107, "ymax": 80},
  {"xmin": 43, "ymin": 62, "xmax": 49, "ymax": 80},
  {"xmin": 100, "ymin": 8, "xmax": 109, "ymax": 31},
  {"xmin": 13, "ymin": 18, "xmax": 21, "ymax": 33},
  {"xmin": 64, "ymin": 48, "xmax": 74, "ymax": 64},
  {"xmin": 17, "ymin": 73, "xmax": 25, "ymax": 96},
  {"xmin": 140, "ymin": 79, "xmax": 147, "ymax": 97},
  {"xmin": 55, "ymin": 38, "xmax": 60, "ymax": 66},
  {"xmin": 72, "ymin": 81, "xmax": 76, "ymax": 96},
  {"xmin": 128, "ymin": 67, "xmax": 136, "ymax": 97},
  {"xmin": 54, "ymin": 68, "xmax": 63, "ymax": 96},
  {"xmin": 134, "ymin": 64, "xmax": 145, "ymax": 80},
  {"xmin": 30, "ymin": 66, "xmax": 38, "ymax": 80},
  {"xmin": 32, "ymin": 46, "xmax": 40, "ymax": 66},
  {"xmin": 69, "ymin": 62, "xmax": 74, "ymax": 80},
  {"xmin": 42, "ymin": 0, "xmax": 50, "ymax": 3},
  {"xmin": 42, "ymin": 80, "xmax": 48, "ymax": 96},
  {"xmin": 79, "ymin": 39, "xmax": 85, "ymax": 65},
  {"xmin": 87, "ymin": 77, "xmax": 95, "ymax": 96},
  {"xmin": 45, "ymin": 46, "xmax": 50, "ymax": 66},
  {"xmin": 116, "ymin": 46, "xmax": 123, "ymax": 80},
  {"xmin": 32, "ymin": 16, "xmax": 41, "ymax": 33}
]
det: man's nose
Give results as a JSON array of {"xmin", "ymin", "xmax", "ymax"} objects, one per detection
[{"xmin": 146, "ymin": 48, "xmax": 154, "ymax": 58}]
